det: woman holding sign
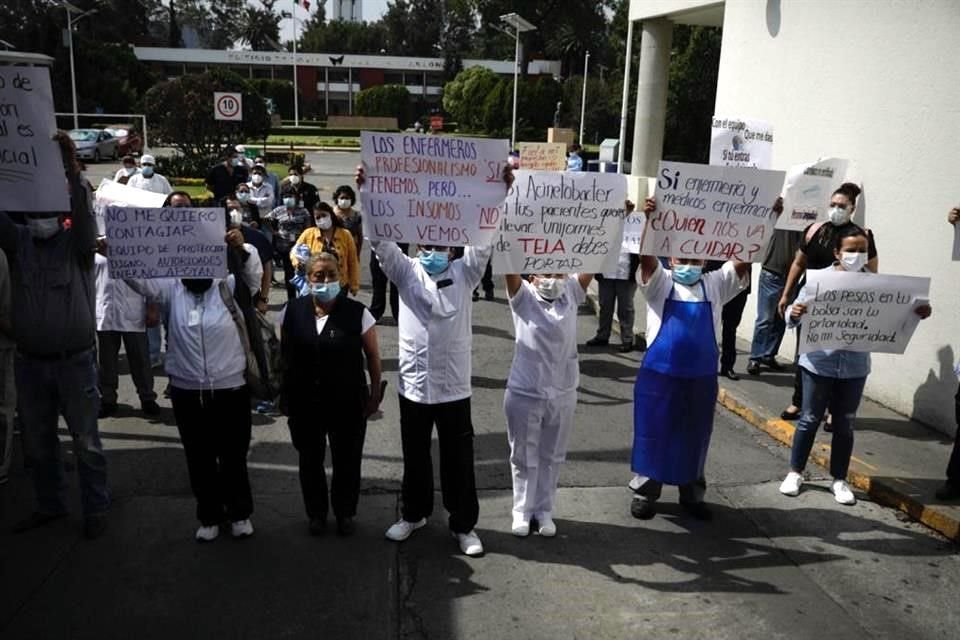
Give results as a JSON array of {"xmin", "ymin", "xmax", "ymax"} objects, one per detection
[
  {"xmin": 503, "ymin": 270, "xmax": 593, "ymax": 537},
  {"xmin": 780, "ymin": 227, "xmax": 931, "ymax": 505},
  {"xmin": 629, "ymin": 198, "xmax": 778, "ymax": 521}
]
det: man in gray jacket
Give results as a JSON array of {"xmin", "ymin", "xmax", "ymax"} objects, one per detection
[{"xmin": 0, "ymin": 132, "xmax": 109, "ymax": 538}]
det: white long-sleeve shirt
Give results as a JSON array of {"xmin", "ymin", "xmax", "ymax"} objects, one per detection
[
  {"xmin": 95, "ymin": 253, "xmax": 146, "ymax": 332},
  {"xmin": 127, "ymin": 173, "xmax": 173, "ymax": 195},
  {"xmin": 247, "ymin": 181, "xmax": 274, "ymax": 209},
  {"xmin": 372, "ymin": 240, "xmax": 490, "ymax": 404}
]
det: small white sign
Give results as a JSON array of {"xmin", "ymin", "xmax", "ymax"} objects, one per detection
[{"xmin": 214, "ymin": 92, "xmax": 242, "ymax": 121}]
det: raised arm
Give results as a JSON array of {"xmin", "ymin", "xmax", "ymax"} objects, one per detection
[
  {"xmin": 505, "ymin": 274, "xmax": 523, "ymax": 298},
  {"xmin": 638, "ymin": 198, "xmax": 660, "ymax": 284}
]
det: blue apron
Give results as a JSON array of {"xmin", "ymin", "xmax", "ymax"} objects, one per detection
[{"xmin": 631, "ymin": 280, "xmax": 719, "ymax": 486}]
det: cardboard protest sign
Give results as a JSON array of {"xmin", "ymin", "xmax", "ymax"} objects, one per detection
[
  {"xmin": 0, "ymin": 65, "xmax": 69, "ymax": 211},
  {"xmin": 799, "ymin": 270, "xmax": 930, "ymax": 355},
  {"xmin": 517, "ymin": 142, "xmax": 567, "ymax": 171},
  {"xmin": 777, "ymin": 158, "xmax": 859, "ymax": 231},
  {"xmin": 104, "ymin": 206, "xmax": 227, "ymax": 279},
  {"xmin": 492, "ymin": 171, "xmax": 628, "ymax": 274},
  {"xmin": 644, "ymin": 161, "xmax": 786, "ymax": 261},
  {"xmin": 709, "ymin": 116, "xmax": 773, "ymax": 169},
  {"xmin": 621, "ymin": 175, "xmax": 655, "ymax": 254},
  {"xmin": 94, "ymin": 179, "xmax": 168, "ymax": 235},
  {"xmin": 359, "ymin": 131, "xmax": 509, "ymax": 246}
]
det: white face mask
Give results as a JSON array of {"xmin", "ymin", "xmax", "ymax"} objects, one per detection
[
  {"xmin": 315, "ymin": 215, "xmax": 332, "ymax": 230},
  {"xmin": 288, "ymin": 175, "xmax": 301, "ymax": 185},
  {"xmin": 124, "ymin": 166, "xmax": 136, "ymax": 176},
  {"xmin": 251, "ymin": 174, "xmax": 264, "ymax": 185},
  {"xmin": 828, "ymin": 206, "xmax": 852, "ymax": 226},
  {"xmin": 839, "ymin": 251, "xmax": 867, "ymax": 272},
  {"xmin": 228, "ymin": 209, "xmax": 244, "ymax": 227},
  {"xmin": 534, "ymin": 277, "xmax": 562, "ymax": 300},
  {"xmin": 337, "ymin": 198, "xmax": 352, "ymax": 210},
  {"xmin": 27, "ymin": 217, "xmax": 61, "ymax": 240}
]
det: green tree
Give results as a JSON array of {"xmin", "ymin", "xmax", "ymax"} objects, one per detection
[
  {"xmin": 143, "ymin": 69, "xmax": 271, "ymax": 160},
  {"xmin": 355, "ymin": 85, "xmax": 412, "ymax": 126},
  {"xmin": 442, "ymin": 66, "xmax": 500, "ymax": 132},
  {"xmin": 561, "ymin": 75, "xmax": 618, "ymax": 145},
  {"xmin": 240, "ymin": 0, "xmax": 282, "ymax": 51},
  {"xmin": 298, "ymin": 13, "xmax": 389, "ymax": 54},
  {"xmin": 663, "ymin": 25, "xmax": 722, "ymax": 163}
]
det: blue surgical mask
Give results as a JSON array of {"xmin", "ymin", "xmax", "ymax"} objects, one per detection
[
  {"xmin": 672, "ymin": 264, "xmax": 703, "ymax": 285},
  {"xmin": 419, "ymin": 250, "xmax": 449, "ymax": 275},
  {"xmin": 140, "ymin": 166, "xmax": 154, "ymax": 177},
  {"xmin": 311, "ymin": 281, "xmax": 341, "ymax": 303},
  {"xmin": 237, "ymin": 192, "xmax": 250, "ymax": 203},
  {"xmin": 284, "ymin": 197, "xmax": 296, "ymax": 209}
]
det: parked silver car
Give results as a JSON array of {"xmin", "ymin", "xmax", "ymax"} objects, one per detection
[{"xmin": 69, "ymin": 128, "xmax": 120, "ymax": 163}]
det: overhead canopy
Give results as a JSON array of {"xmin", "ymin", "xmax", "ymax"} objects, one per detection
[{"xmin": 629, "ymin": 0, "xmax": 724, "ymax": 27}]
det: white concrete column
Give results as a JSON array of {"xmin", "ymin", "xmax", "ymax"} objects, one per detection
[{"xmin": 630, "ymin": 19, "xmax": 673, "ymax": 177}]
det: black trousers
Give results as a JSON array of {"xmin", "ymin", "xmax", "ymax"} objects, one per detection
[
  {"xmin": 791, "ymin": 331, "xmax": 804, "ymax": 408},
  {"xmin": 948, "ymin": 382, "xmax": 960, "ymax": 484},
  {"xmin": 370, "ymin": 243, "xmax": 408, "ymax": 320},
  {"xmin": 473, "ymin": 260, "xmax": 494, "ymax": 295},
  {"xmin": 720, "ymin": 289, "xmax": 750, "ymax": 372},
  {"xmin": 398, "ymin": 395, "xmax": 479, "ymax": 533},
  {"xmin": 288, "ymin": 407, "xmax": 367, "ymax": 520},
  {"xmin": 280, "ymin": 251, "xmax": 298, "ymax": 301},
  {"xmin": 171, "ymin": 386, "xmax": 253, "ymax": 526}
]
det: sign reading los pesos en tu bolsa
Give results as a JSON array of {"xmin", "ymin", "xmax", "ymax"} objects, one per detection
[
  {"xmin": 799, "ymin": 270, "xmax": 930, "ymax": 355},
  {"xmin": 94, "ymin": 179, "xmax": 169, "ymax": 235},
  {"xmin": 0, "ymin": 65, "xmax": 70, "ymax": 212},
  {"xmin": 517, "ymin": 142, "xmax": 567, "ymax": 171},
  {"xmin": 709, "ymin": 116, "xmax": 774, "ymax": 169},
  {"xmin": 643, "ymin": 161, "xmax": 786, "ymax": 261},
  {"xmin": 492, "ymin": 171, "xmax": 628, "ymax": 275},
  {"xmin": 103, "ymin": 206, "xmax": 227, "ymax": 279},
  {"xmin": 360, "ymin": 131, "xmax": 510, "ymax": 245},
  {"xmin": 776, "ymin": 158, "xmax": 860, "ymax": 232}
]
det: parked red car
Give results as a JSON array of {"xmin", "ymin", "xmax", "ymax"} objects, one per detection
[{"xmin": 104, "ymin": 125, "xmax": 143, "ymax": 155}]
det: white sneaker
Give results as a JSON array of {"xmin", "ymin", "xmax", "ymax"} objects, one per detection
[
  {"xmin": 511, "ymin": 513, "xmax": 530, "ymax": 537},
  {"xmin": 831, "ymin": 479, "xmax": 856, "ymax": 505},
  {"xmin": 536, "ymin": 513, "xmax": 557, "ymax": 537},
  {"xmin": 230, "ymin": 519, "xmax": 254, "ymax": 538},
  {"xmin": 452, "ymin": 529, "xmax": 484, "ymax": 556},
  {"xmin": 780, "ymin": 471, "xmax": 803, "ymax": 496},
  {"xmin": 195, "ymin": 525, "xmax": 219, "ymax": 542},
  {"xmin": 385, "ymin": 518, "xmax": 427, "ymax": 541}
]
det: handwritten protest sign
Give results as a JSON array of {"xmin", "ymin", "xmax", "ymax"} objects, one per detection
[
  {"xmin": 621, "ymin": 175, "xmax": 655, "ymax": 254},
  {"xmin": 709, "ymin": 116, "xmax": 774, "ymax": 169},
  {"xmin": 94, "ymin": 179, "xmax": 168, "ymax": 235},
  {"xmin": 776, "ymin": 158, "xmax": 859, "ymax": 231},
  {"xmin": 517, "ymin": 142, "xmax": 567, "ymax": 171},
  {"xmin": 104, "ymin": 206, "xmax": 227, "ymax": 279},
  {"xmin": 492, "ymin": 170, "xmax": 627, "ymax": 274},
  {"xmin": 799, "ymin": 270, "xmax": 930, "ymax": 355},
  {"xmin": 0, "ymin": 65, "xmax": 69, "ymax": 211},
  {"xmin": 359, "ymin": 131, "xmax": 509, "ymax": 246},
  {"xmin": 643, "ymin": 161, "xmax": 786, "ymax": 261}
]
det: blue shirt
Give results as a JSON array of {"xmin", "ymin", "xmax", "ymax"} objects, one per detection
[
  {"xmin": 567, "ymin": 153, "xmax": 583, "ymax": 171},
  {"xmin": 787, "ymin": 267, "xmax": 871, "ymax": 379}
]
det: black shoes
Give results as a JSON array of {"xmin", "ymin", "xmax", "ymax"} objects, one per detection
[
  {"xmin": 935, "ymin": 482, "xmax": 960, "ymax": 501},
  {"xmin": 619, "ymin": 342, "xmax": 633, "ymax": 353},
  {"xmin": 336, "ymin": 517, "xmax": 355, "ymax": 537},
  {"xmin": 719, "ymin": 369, "xmax": 740, "ymax": 381},
  {"xmin": 13, "ymin": 511, "xmax": 67, "ymax": 533},
  {"xmin": 98, "ymin": 402, "xmax": 117, "ymax": 419},
  {"xmin": 586, "ymin": 337, "xmax": 609, "ymax": 347},
  {"xmin": 762, "ymin": 356, "xmax": 784, "ymax": 371},
  {"xmin": 83, "ymin": 513, "xmax": 108, "ymax": 539},
  {"xmin": 484, "ymin": 290, "xmax": 494, "ymax": 301},
  {"xmin": 681, "ymin": 501, "xmax": 713, "ymax": 521},
  {"xmin": 472, "ymin": 289, "xmax": 480, "ymax": 301},
  {"xmin": 630, "ymin": 497, "xmax": 656, "ymax": 520},
  {"xmin": 309, "ymin": 517, "xmax": 327, "ymax": 536},
  {"xmin": 142, "ymin": 400, "xmax": 161, "ymax": 416},
  {"xmin": 746, "ymin": 360, "xmax": 761, "ymax": 376}
]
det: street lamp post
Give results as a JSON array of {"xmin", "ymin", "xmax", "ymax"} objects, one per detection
[
  {"xmin": 499, "ymin": 13, "xmax": 536, "ymax": 150},
  {"xmin": 579, "ymin": 50, "xmax": 590, "ymax": 144},
  {"xmin": 292, "ymin": 0, "xmax": 300, "ymax": 127},
  {"xmin": 62, "ymin": 1, "xmax": 98, "ymax": 131}
]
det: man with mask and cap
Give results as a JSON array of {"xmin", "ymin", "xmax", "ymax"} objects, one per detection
[
  {"xmin": 114, "ymin": 155, "xmax": 139, "ymax": 184},
  {"xmin": 127, "ymin": 154, "xmax": 172, "ymax": 195},
  {"xmin": 0, "ymin": 131, "xmax": 110, "ymax": 538},
  {"xmin": 253, "ymin": 156, "xmax": 282, "ymax": 208},
  {"xmin": 355, "ymin": 165, "xmax": 512, "ymax": 557},
  {"xmin": 206, "ymin": 149, "xmax": 249, "ymax": 204},
  {"xmin": 247, "ymin": 165, "xmax": 275, "ymax": 212}
]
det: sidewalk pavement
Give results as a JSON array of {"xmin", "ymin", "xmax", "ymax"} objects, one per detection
[{"xmin": 584, "ymin": 287, "xmax": 960, "ymax": 542}]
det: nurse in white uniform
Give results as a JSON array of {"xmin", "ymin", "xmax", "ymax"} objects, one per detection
[{"xmin": 503, "ymin": 271, "xmax": 593, "ymax": 537}]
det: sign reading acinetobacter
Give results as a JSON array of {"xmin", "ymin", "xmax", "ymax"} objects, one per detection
[
  {"xmin": 644, "ymin": 161, "xmax": 786, "ymax": 262},
  {"xmin": 359, "ymin": 131, "xmax": 509, "ymax": 246},
  {"xmin": 799, "ymin": 270, "xmax": 930, "ymax": 354},
  {"xmin": 0, "ymin": 65, "xmax": 70, "ymax": 211},
  {"xmin": 492, "ymin": 170, "xmax": 627, "ymax": 275},
  {"xmin": 104, "ymin": 206, "xmax": 227, "ymax": 279}
]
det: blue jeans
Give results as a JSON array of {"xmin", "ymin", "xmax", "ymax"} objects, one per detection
[
  {"xmin": 749, "ymin": 269, "xmax": 787, "ymax": 361},
  {"xmin": 15, "ymin": 349, "xmax": 110, "ymax": 515},
  {"xmin": 147, "ymin": 325, "xmax": 162, "ymax": 365},
  {"xmin": 790, "ymin": 368, "xmax": 866, "ymax": 480}
]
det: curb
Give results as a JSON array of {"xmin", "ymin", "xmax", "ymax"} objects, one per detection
[
  {"xmin": 584, "ymin": 287, "xmax": 959, "ymax": 542},
  {"xmin": 717, "ymin": 387, "xmax": 960, "ymax": 542}
]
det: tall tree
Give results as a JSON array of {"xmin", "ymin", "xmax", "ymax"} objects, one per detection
[{"xmin": 240, "ymin": 0, "xmax": 282, "ymax": 51}]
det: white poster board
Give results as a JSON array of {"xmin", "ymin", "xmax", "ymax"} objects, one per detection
[
  {"xmin": 644, "ymin": 161, "xmax": 786, "ymax": 262},
  {"xmin": 777, "ymin": 158, "xmax": 859, "ymax": 231},
  {"xmin": 94, "ymin": 179, "xmax": 169, "ymax": 235},
  {"xmin": 621, "ymin": 176, "xmax": 655, "ymax": 254},
  {"xmin": 492, "ymin": 171, "xmax": 627, "ymax": 274},
  {"xmin": 104, "ymin": 206, "xmax": 227, "ymax": 279},
  {"xmin": 799, "ymin": 270, "xmax": 930, "ymax": 354},
  {"xmin": 709, "ymin": 116, "xmax": 774, "ymax": 169},
  {"xmin": 517, "ymin": 142, "xmax": 567, "ymax": 171},
  {"xmin": 0, "ymin": 65, "xmax": 70, "ymax": 211},
  {"xmin": 359, "ymin": 131, "xmax": 509, "ymax": 246}
]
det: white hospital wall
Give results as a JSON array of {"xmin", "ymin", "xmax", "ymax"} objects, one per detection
[{"xmin": 714, "ymin": 0, "xmax": 960, "ymax": 435}]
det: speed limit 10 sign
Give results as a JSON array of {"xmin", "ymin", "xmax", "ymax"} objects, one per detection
[{"xmin": 214, "ymin": 92, "xmax": 243, "ymax": 121}]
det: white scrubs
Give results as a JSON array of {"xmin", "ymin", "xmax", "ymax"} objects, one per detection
[{"xmin": 505, "ymin": 276, "xmax": 585, "ymax": 519}]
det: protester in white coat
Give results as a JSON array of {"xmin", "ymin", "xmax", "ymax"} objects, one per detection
[
  {"xmin": 503, "ymin": 271, "xmax": 592, "ymax": 537},
  {"xmin": 126, "ymin": 155, "xmax": 172, "ymax": 195},
  {"xmin": 94, "ymin": 244, "xmax": 158, "ymax": 418}
]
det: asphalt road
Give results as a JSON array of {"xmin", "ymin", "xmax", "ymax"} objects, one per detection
[{"xmin": 2, "ymin": 153, "xmax": 957, "ymax": 639}]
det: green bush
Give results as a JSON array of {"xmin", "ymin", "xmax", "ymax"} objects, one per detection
[
  {"xmin": 443, "ymin": 67, "xmax": 500, "ymax": 133},
  {"xmin": 153, "ymin": 155, "xmax": 217, "ymax": 179},
  {"xmin": 354, "ymin": 85, "xmax": 412, "ymax": 128}
]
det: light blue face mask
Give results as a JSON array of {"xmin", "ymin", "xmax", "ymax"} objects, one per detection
[
  {"xmin": 140, "ymin": 166, "xmax": 154, "ymax": 177},
  {"xmin": 419, "ymin": 250, "xmax": 449, "ymax": 275},
  {"xmin": 672, "ymin": 264, "xmax": 703, "ymax": 285},
  {"xmin": 311, "ymin": 281, "xmax": 341, "ymax": 303}
]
